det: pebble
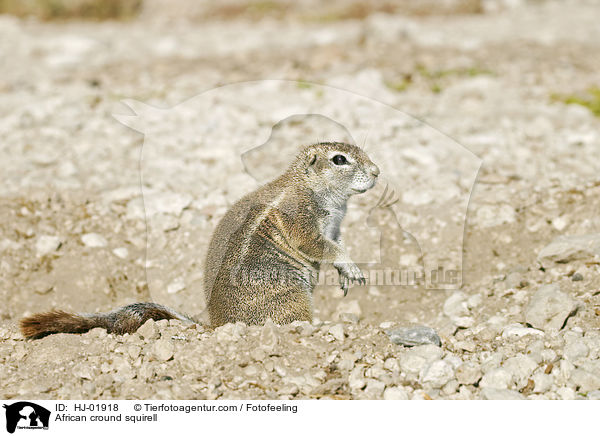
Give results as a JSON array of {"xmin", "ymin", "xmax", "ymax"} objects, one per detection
[
  {"xmin": 137, "ymin": 319, "xmax": 160, "ymax": 341},
  {"xmin": 556, "ymin": 386, "xmax": 576, "ymax": 400},
  {"xmin": 525, "ymin": 283, "xmax": 580, "ymax": 331},
  {"xmin": 81, "ymin": 233, "xmax": 108, "ymax": 248},
  {"xmin": 443, "ymin": 291, "xmax": 469, "ymax": 318},
  {"xmin": 112, "ymin": 247, "xmax": 129, "ymax": 259},
  {"xmin": 399, "ymin": 345, "xmax": 443, "ymax": 376},
  {"xmin": 570, "ymin": 369, "xmax": 600, "ymax": 392},
  {"xmin": 143, "ymin": 192, "xmax": 193, "ymax": 218},
  {"xmin": 456, "ymin": 362, "xmax": 482, "ymax": 386},
  {"xmin": 479, "ymin": 368, "xmax": 513, "ymax": 389},
  {"xmin": 420, "ymin": 360, "xmax": 455, "ymax": 388},
  {"xmin": 386, "ymin": 326, "xmax": 442, "ymax": 347},
  {"xmin": 532, "ymin": 373, "xmax": 553, "ymax": 393},
  {"xmin": 383, "ymin": 386, "xmax": 409, "ymax": 400},
  {"xmin": 259, "ymin": 320, "xmax": 279, "ymax": 352},
  {"xmin": 503, "ymin": 354, "xmax": 538, "ymax": 388},
  {"xmin": 571, "ymin": 272, "xmax": 583, "ymax": 282},
  {"xmin": 35, "ymin": 235, "xmax": 61, "ymax": 256},
  {"xmin": 328, "ymin": 324, "xmax": 345, "ymax": 341},
  {"xmin": 563, "ymin": 340, "xmax": 589, "ymax": 363},
  {"xmin": 152, "ymin": 339, "xmax": 175, "ymax": 362},
  {"xmin": 501, "ymin": 323, "xmax": 544, "ymax": 339},
  {"xmin": 537, "ymin": 233, "xmax": 600, "ymax": 267},
  {"xmin": 364, "ymin": 379, "xmax": 386, "ymax": 398},
  {"xmin": 348, "ymin": 366, "xmax": 366, "ymax": 390}
]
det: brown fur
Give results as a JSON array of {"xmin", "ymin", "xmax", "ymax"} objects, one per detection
[
  {"xmin": 20, "ymin": 310, "xmax": 100, "ymax": 339},
  {"xmin": 20, "ymin": 303, "xmax": 189, "ymax": 339},
  {"xmin": 20, "ymin": 142, "xmax": 378, "ymax": 339},
  {"xmin": 204, "ymin": 142, "xmax": 378, "ymax": 326}
]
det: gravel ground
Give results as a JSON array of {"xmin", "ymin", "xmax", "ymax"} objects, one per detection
[{"xmin": 1, "ymin": 0, "xmax": 600, "ymax": 400}]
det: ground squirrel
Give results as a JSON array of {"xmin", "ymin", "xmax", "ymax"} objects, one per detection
[{"xmin": 20, "ymin": 142, "xmax": 380, "ymax": 339}]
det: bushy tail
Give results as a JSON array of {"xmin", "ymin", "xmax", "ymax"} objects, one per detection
[{"xmin": 20, "ymin": 302, "xmax": 196, "ymax": 339}]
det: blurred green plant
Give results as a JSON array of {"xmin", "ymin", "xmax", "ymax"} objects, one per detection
[
  {"xmin": 385, "ymin": 65, "xmax": 493, "ymax": 94},
  {"xmin": 0, "ymin": 0, "xmax": 141, "ymax": 20},
  {"xmin": 551, "ymin": 87, "xmax": 600, "ymax": 117}
]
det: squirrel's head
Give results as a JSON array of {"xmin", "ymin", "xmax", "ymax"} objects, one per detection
[{"xmin": 297, "ymin": 142, "xmax": 380, "ymax": 199}]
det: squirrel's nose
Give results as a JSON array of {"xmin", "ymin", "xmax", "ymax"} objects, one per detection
[{"xmin": 370, "ymin": 164, "xmax": 380, "ymax": 177}]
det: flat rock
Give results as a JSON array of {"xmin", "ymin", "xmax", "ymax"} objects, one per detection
[
  {"xmin": 386, "ymin": 325, "xmax": 441, "ymax": 347},
  {"xmin": 525, "ymin": 283, "xmax": 580, "ymax": 331},
  {"xmin": 538, "ymin": 234, "xmax": 600, "ymax": 267},
  {"xmin": 501, "ymin": 323, "xmax": 545, "ymax": 339}
]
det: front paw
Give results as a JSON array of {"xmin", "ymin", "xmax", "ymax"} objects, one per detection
[{"xmin": 334, "ymin": 262, "xmax": 366, "ymax": 296}]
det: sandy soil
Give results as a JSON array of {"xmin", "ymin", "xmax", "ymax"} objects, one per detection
[{"xmin": 1, "ymin": 0, "xmax": 599, "ymax": 399}]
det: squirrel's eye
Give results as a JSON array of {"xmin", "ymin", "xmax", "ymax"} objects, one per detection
[{"xmin": 332, "ymin": 154, "xmax": 347, "ymax": 165}]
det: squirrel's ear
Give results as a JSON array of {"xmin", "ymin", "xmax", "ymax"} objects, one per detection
[{"xmin": 305, "ymin": 153, "xmax": 317, "ymax": 175}]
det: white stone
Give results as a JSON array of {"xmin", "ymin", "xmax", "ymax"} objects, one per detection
[
  {"xmin": 443, "ymin": 291, "xmax": 469, "ymax": 318},
  {"xmin": 456, "ymin": 362, "xmax": 482, "ymax": 385},
  {"xmin": 137, "ymin": 319, "xmax": 159, "ymax": 341},
  {"xmin": 349, "ymin": 366, "xmax": 366, "ymax": 390},
  {"xmin": 81, "ymin": 233, "xmax": 108, "ymax": 248},
  {"xmin": 563, "ymin": 340, "xmax": 589, "ymax": 363},
  {"xmin": 538, "ymin": 234, "xmax": 600, "ymax": 267},
  {"xmin": 503, "ymin": 354, "xmax": 538, "ymax": 388},
  {"xmin": 552, "ymin": 216, "xmax": 569, "ymax": 231},
  {"xmin": 453, "ymin": 316, "xmax": 475, "ymax": 328},
  {"xmin": 502, "ymin": 323, "xmax": 545, "ymax": 339},
  {"xmin": 383, "ymin": 386, "xmax": 409, "ymax": 400},
  {"xmin": 556, "ymin": 386, "xmax": 576, "ymax": 400},
  {"xmin": 328, "ymin": 324, "xmax": 345, "ymax": 341},
  {"xmin": 134, "ymin": 191, "xmax": 193, "ymax": 218},
  {"xmin": 420, "ymin": 360, "xmax": 455, "ymax": 388},
  {"xmin": 112, "ymin": 247, "xmax": 129, "ymax": 259},
  {"xmin": 479, "ymin": 368, "xmax": 513, "ymax": 389},
  {"xmin": 364, "ymin": 379, "xmax": 386, "ymax": 398},
  {"xmin": 525, "ymin": 283, "xmax": 580, "ymax": 331},
  {"xmin": 532, "ymin": 373, "xmax": 553, "ymax": 393},
  {"xmin": 35, "ymin": 235, "xmax": 61, "ymax": 256},
  {"xmin": 467, "ymin": 294, "xmax": 482, "ymax": 308},
  {"xmin": 570, "ymin": 369, "xmax": 600, "ymax": 392},
  {"xmin": 399, "ymin": 345, "xmax": 443, "ymax": 376},
  {"xmin": 152, "ymin": 339, "xmax": 174, "ymax": 362}
]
